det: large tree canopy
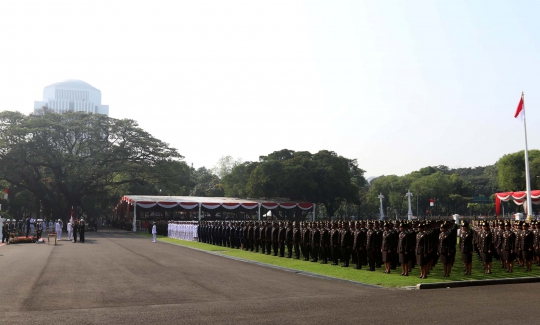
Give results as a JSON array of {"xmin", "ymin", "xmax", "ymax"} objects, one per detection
[
  {"xmin": 223, "ymin": 149, "xmax": 365, "ymax": 217},
  {"xmin": 497, "ymin": 150, "xmax": 540, "ymax": 191},
  {"xmin": 0, "ymin": 110, "xmax": 181, "ymax": 219}
]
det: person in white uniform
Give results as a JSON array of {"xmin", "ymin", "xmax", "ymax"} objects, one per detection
[
  {"xmin": 48, "ymin": 220, "xmax": 53, "ymax": 233},
  {"xmin": 67, "ymin": 220, "xmax": 73, "ymax": 241},
  {"xmin": 55, "ymin": 219, "xmax": 63, "ymax": 240},
  {"xmin": 152, "ymin": 222, "xmax": 157, "ymax": 242}
]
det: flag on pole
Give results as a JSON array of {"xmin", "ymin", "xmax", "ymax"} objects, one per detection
[{"xmin": 514, "ymin": 93, "xmax": 525, "ymax": 121}]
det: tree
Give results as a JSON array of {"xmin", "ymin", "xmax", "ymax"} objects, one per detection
[
  {"xmin": 222, "ymin": 161, "xmax": 259, "ymax": 197},
  {"xmin": 0, "ymin": 110, "xmax": 181, "ymax": 220},
  {"xmin": 497, "ymin": 150, "xmax": 540, "ymax": 191},
  {"xmin": 246, "ymin": 149, "xmax": 364, "ymax": 218},
  {"xmin": 189, "ymin": 167, "xmax": 224, "ymax": 197},
  {"xmin": 212, "ymin": 155, "xmax": 243, "ymax": 179}
]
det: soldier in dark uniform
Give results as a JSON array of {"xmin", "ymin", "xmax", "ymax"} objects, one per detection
[
  {"xmin": 259, "ymin": 222, "xmax": 266, "ymax": 254},
  {"xmin": 25, "ymin": 216, "xmax": 31, "ymax": 238},
  {"xmin": 366, "ymin": 221, "xmax": 378, "ymax": 271},
  {"xmin": 352, "ymin": 222, "xmax": 365, "ymax": 270},
  {"xmin": 2, "ymin": 219, "xmax": 9, "ymax": 243},
  {"xmin": 285, "ymin": 222, "xmax": 293, "ymax": 258},
  {"xmin": 340, "ymin": 222, "xmax": 352, "ymax": 267},
  {"xmin": 532, "ymin": 221, "xmax": 540, "ymax": 266},
  {"xmin": 460, "ymin": 221, "xmax": 473, "ymax": 275},
  {"xmin": 416, "ymin": 223, "xmax": 429, "ymax": 279},
  {"xmin": 515, "ymin": 222, "xmax": 524, "ymax": 267},
  {"xmin": 522, "ymin": 222, "xmax": 534, "ymax": 271},
  {"xmin": 480, "ymin": 222, "xmax": 493, "ymax": 274},
  {"xmin": 293, "ymin": 222, "xmax": 301, "ymax": 259},
  {"xmin": 397, "ymin": 223, "xmax": 410, "ymax": 276},
  {"xmin": 310, "ymin": 223, "xmax": 321, "ymax": 262},
  {"xmin": 248, "ymin": 222, "xmax": 255, "ymax": 251},
  {"xmin": 73, "ymin": 219, "xmax": 79, "ymax": 243},
  {"xmin": 301, "ymin": 223, "xmax": 311, "ymax": 261},
  {"xmin": 278, "ymin": 221, "xmax": 286, "ymax": 257},
  {"xmin": 320, "ymin": 222, "xmax": 330, "ymax": 264},
  {"xmin": 330, "ymin": 222, "xmax": 340, "ymax": 266},
  {"xmin": 271, "ymin": 221, "xmax": 279, "ymax": 256},
  {"xmin": 495, "ymin": 222, "xmax": 505, "ymax": 269},
  {"xmin": 265, "ymin": 222, "xmax": 272, "ymax": 255},
  {"xmin": 254, "ymin": 222, "xmax": 260, "ymax": 252},
  {"xmin": 502, "ymin": 221, "xmax": 516, "ymax": 273},
  {"xmin": 374, "ymin": 221, "xmax": 383, "ymax": 268},
  {"xmin": 79, "ymin": 218, "xmax": 86, "ymax": 243},
  {"xmin": 381, "ymin": 222, "xmax": 395, "ymax": 274},
  {"xmin": 437, "ymin": 222, "xmax": 452, "ymax": 277}
]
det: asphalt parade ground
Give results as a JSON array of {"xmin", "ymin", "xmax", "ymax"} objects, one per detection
[{"xmin": 2, "ymin": 228, "xmax": 540, "ymax": 325}]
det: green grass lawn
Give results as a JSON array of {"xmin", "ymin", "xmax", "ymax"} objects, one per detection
[{"xmin": 138, "ymin": 233, "xmax": 540, "ymax": 288}]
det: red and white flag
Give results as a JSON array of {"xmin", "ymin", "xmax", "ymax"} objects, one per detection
[{"xmin": 514, "ymin": 93, "xmax": 525, "ymax": 121}]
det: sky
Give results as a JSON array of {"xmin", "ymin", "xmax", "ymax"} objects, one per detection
[{"xmin": 1, "ymin": 0, "xmax": 539, "ymax": 178}]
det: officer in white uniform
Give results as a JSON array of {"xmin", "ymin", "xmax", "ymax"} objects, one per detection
[
  {"xmin": 55, "ymin": 219, "xmax": 63, "ymax": 240},
  {"xmin": 67, "ymin": 220, "xmax": 73, "ymax": 241},
  {"xmin": 152, "ymin": 222, "xmax": 157, "ymax": 242}
]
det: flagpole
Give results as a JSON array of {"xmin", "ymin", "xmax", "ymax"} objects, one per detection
[{"xmin": 522, "ymin": 92, "xmax": 533, "ymax": 219}]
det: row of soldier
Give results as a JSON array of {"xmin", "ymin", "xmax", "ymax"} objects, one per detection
[
  {"xmin": 197, "ymin": 219, "xmax": 469, "ymax": 278},
  {"xmin": 471, "ymin": 220, "xmax": 540, "ymax": 273},
  {"xmin": 159, "ymin": 218, "xmax": 540, "ymax": 278},
  {"xmin": 168, "ymin": 221, "xmax": 198, "ymax": 241}
]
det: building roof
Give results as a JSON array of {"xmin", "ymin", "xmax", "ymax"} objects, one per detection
[{"xmin": 45, "ymin": 79, "xmax": 99, "ymax": 91}]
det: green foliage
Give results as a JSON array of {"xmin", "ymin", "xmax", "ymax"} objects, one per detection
[
  {"xmin": 189, "ymin": 166, "xmax": 224, "ymax": 197},
  {"xmin": 0, "ymin": 110, "xmax": 181, "ymax": 219},
  {"xmin": 497, "ymin": 150, "xmax": 540, "ymax": 191},
  {"xmin": 222, "ymin": 162, "xmax": 259, "ymax": 197},
  {"xmin": 224, "ymin": 149, "xmax": 366, "ymax": 217}
]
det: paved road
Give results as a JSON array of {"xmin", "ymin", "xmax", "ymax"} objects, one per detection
[{"xmin": 1, "ymin": 228, "xmax": 540, "ymax": 324}]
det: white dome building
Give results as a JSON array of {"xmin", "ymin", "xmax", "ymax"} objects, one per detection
[{"xmin": 34, "ymin": 79, "xmax": 109, "ymax": 116}]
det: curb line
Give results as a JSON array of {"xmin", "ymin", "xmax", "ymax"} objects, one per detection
[{"xmin": 416, "ymin": 276, "xmax": 540, "ymax": 289}]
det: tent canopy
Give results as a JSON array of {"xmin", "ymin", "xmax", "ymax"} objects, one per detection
[
  {"xmin": 495, "ymin": 190, "xmax": 540, "ymax": 215},
  {"xmin": 119, "ymin": 195, "xmax": 314, "ymax": 211}
]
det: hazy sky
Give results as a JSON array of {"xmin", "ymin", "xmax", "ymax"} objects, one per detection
[{"xmin": 1, "ymin": 1, "xmax": 539, "ymax": 178}]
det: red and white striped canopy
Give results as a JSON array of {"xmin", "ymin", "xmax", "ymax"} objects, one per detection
[
  {"xmin": 119, "ymin": 195, "xmax": 314, "ymax": 211},
  {"xmin": 495, "ymin": 190, "xmax": 540, "ymax": 215}
]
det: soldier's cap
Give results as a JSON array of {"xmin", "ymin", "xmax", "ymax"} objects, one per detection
[
  {"xmin": 418, "ymin": 223, "xmax": 425, "ymax": 229},
  {"xmin": 6, "ymin": 219, "xmax": 10, "ymax": 222},
  {"xmin": 505, "ymin": 222, "xmax": 511, "ymax": 227},
  {"xmin": 58, "ymin": 219, "xmax": 61, "ymax": 222},
  {"xmin": 440, "ymin": 222, "xmax": 448, "ymax": 229},
  {"xmin": 524, "ymin": 223, "xmax": 530, "ymax": 227},
  {"xmin": 461, "ymin": 221, "xmax": 469, "ymax": 227}
]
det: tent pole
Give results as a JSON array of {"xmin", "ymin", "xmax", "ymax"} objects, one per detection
[
  {"xmin": 258, "ymin": 203, "xmax": 261, "ymax": 221},
  {"xmin": 133, "ymin": 202, "xmax": 137, "ymax": 232},
  {"xmin": 198, "ymin": 203, "xmax": 202, "ymax": 222},
  {"xmin": 313, "ymin": 204, "xmax": 316, "ymax": 222}
]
